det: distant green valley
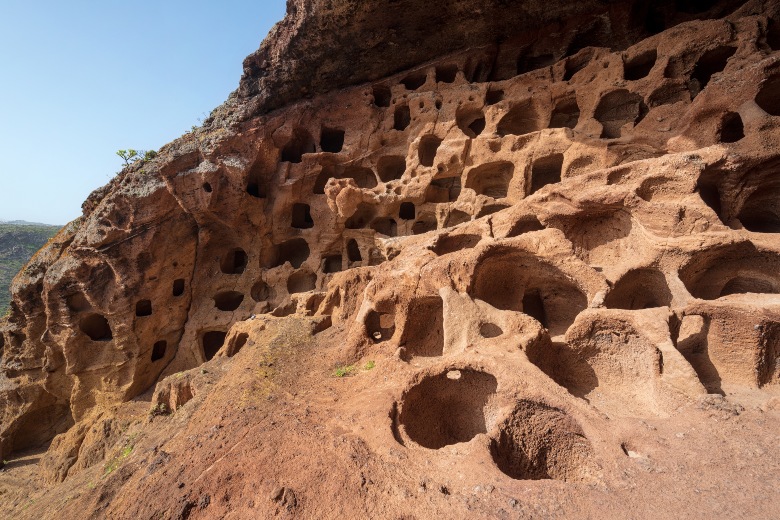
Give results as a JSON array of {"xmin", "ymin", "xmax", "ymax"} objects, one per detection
[{"xmin": 0, "ymin": 221, "xmax": 60, "ymax": 315}]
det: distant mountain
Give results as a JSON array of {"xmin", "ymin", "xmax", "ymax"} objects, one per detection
[
  {"xmin": 0, "ymin": 222, "xmax": 61, "ymax": 315},
  {"xmin": 0, "ymin": 219, "xmax": 59, "ymax": 226}
]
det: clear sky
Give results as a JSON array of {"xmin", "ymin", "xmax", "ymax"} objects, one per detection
[{"xmin": 0, "ymin": 1, "xmax": 286, "ymax": 226}]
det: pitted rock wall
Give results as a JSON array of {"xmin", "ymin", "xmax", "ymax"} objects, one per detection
[{"xmin": 1, "ymin": 0, "xmax": 779, "ymax": 507}]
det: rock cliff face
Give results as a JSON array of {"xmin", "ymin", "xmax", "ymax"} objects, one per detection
[{"xmin": 2, "ymin": 0, "xmax": 780, "ymax": 518}]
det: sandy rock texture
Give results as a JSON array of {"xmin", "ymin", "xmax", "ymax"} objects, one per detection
[{"xmin": 1, "ymin": 0, "xmax": 780, "ymax": 518}]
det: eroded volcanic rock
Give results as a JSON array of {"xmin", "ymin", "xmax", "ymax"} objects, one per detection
[{"xmin": 2, "ymin": 0, "xmax": 780, "ymax": 518}]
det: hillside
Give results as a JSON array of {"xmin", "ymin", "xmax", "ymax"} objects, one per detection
[{"xmin": 0, "ymin": 222, "xmax": 60, "ymax": 314}]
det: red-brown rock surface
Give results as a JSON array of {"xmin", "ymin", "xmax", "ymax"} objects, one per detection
[{"xmin": 2, "ymin": 0, "xmax": 780, "ymax": 518}]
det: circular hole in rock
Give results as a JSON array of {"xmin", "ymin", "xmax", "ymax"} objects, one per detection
[
  {"xmin": 251, "ymin": 280, "xmax": 269, "ymax": 302},
  {"xmin": 479, "ymin": 323, "xmax": 503, "ymax": 338},
  {"xmin": 220, "ymin": 248, "xmax": 248, "ymax": 274},
  {"xmin": 287, "ymin": 270, "xmax": 317, "ymax": 294},
  {"xmin": 80, "ymin": 313, "xmax": 113, "ymax": 342},
  {"xmin": 398, "ymin": 369, "xmax": 498, "ymax": 449},
  {"xmin": 213, "ymin": 291, "xmax": 244, "ymax": 311},
  {"xmin": 490, "ymin": 400, "xmax": 597, "ymax": 482}
]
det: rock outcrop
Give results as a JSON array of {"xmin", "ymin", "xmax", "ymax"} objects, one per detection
[{"xmin": 2, "ymin": 0, "xmax": 780, "ymax": 518}]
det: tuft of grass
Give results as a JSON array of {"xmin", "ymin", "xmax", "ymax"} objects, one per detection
[
  {"xmin": 103, "ymin": 442, "xmax": 134, "ymax": 476},
  {"xmin": 333, "ymin": 361, "xmax": 376, "ymax": 377},
  {"xmin": 333, "ymin": 365, "xmax": 356, "ymax": 377},
  {"xmin": 149, "ymin": 402, "xmax": 169, "ymax": 417}
]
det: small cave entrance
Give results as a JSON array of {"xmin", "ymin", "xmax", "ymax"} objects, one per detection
[
  {"xmin": 320, "ymin": 127, "xmax": 345, "ymax": 153},
  {"xmin": 738, "ymin": 186, "xmax": 780, "ymax": 233},
  {"xmin": 66, "ymin": 292, "xmax": 90, "ymax": 312},
  {"xmin": 549, "ymin": 98, "xmax": 580, "ymax": 129},
  {"xmin": 689, "ymin": 46, "xmax": 736, "ymax": 98},
  {"xmin": 400, "ymin": 296, "xmax": 444, "ymax": 360},
  {"xmin": 696, "ymin": 178, "xmax": 723, "ymax": 221},
  {"xmin": 604, "ymin": 269, "xmax": 673, "ymax": 309},
  {"xmin": 436, "ymin": 64, "xmax": 458, "ymax": 83},
  {"xmin": 377, "ymin": 156, "xmax": 406, "ymax": 182},
  {"xmin": 719, "ymin": 277, "xmax": 777, "ymax": 296},
  {"xmin": 418, "ymin": 135, "xmax": 442, "ymax": 167},
  {"xmin": 401, "ymin": 72, "xmax": 427, "ymax": 91},
  {"xmin": 220, "ymin": 248, "xmax": 248, "ymax": 275},
  {"xmin": 135, "ymin": 299, "xmax": 152, "ymax": 317},
  {"xmin": 372, "ymin": 85, "xmax": 391, "ymax": 107},
  {"xmin": 456, "ymin": 107, "xmax": 486, "ymax": 138},
  {"xmin": 172, "ymin": 279, "xmax": 185, "ymax": 297},
  {"xmin": 530, "ymin": 154, "xmax": 564, "ymax": 195},
  {"xmin": 214, "ymin": 291, "xmax": 244, "ymax": 311},
  {"xmin": 479, "ymin": 322, "xmax": 503, "ymax": 338},
  {"xmin": 595, "ymin": 89, "xmax": 647, "ymax": 139},
  {"xmin": 464, "ymin": 57, "xmax": 486, "ymax": 83},
  {"xmin": 246, "ymin": 181, "xmax": 267, "ymax": 199},
  {"xmin": 323, "ymin": 254, "xmax": 344, "ymax": 273},
  {"xmin": 506, "ymin": 216, "xmax": 545, "ymax": 237},
  {"xmin": 563, "ymin": 50, "xmax": 593, "ymax": 81},
  {"xmin": 466, "ymin": 161, "xmax": 514, "ymax": 199},
  {"xmin": 756, "ymin": 75, "xmax": 780, "ymax": 116},
  {"xmin": 394, "ymin": 105, "xmax": 411, "ymax": 131},
  {"xmin": 521, "ymin": 290, "xmax": 548, "ymax": 329},
  {"xmin": 397, "ymin": 369, "xmax": 498, "ymax": 449},
  {"xmin": 267, "ymin": 238, "xmax": 310, "ymax": 269},
  {"xmin": 471, "ymin": 249, "xmax": 588, "ymax": 336},
  {"xmin": 251, "ymin": 280, "xmax": 269, "ymax": 302},
  {"xmin": 246, "ymin": 158, "xmax": 268, "ymax": 199},
  {"xmin": 80, "ymin": 313, "xmax": 113, "ymax": 342},
  {"xmin": 202, "ymin": 331, "xmax": 227, "ymax": 361},
  {"xmin": 485, "ymin": 89, "xmax": 504, "ymax": 105},
  {"xmin": 679, "ymin": 244, "xmax": 780, "ymax": 299},
  {"xmin": 431, "ymin": 233, "xmax": 481, "ymax": 256},
  {"xmin": 151, "ymin": 340, "xmax": 167, "ymax": 362},
  {"xmin": 719, "ymin": 112, "xmax": 744, "ymax": 143},
  {"xmin": 767, "ymin": 18, "xmax": 780, "ymax": 51},
  {"xmin": 497, "ymin": 101, "xmax": 541, "ymax": 137},
  {"xmin": 366, "ymin": 307, "xmax": 395, "ymax": 342},
  {"xmin": 399, "ymin": 202, "xmax": 416, "ymax": 221},
  {"xmin": 623, "ymin": 49, "xmax": 657, "ymax": 81},
  {"xmin": 490, "ymin": 400, "xmax": 596, "ymax": 482},
  {"xmin": 287, "ymin": 270, "xmax": 317, "ymax": 294},
  {"xmin": 291, "ymin": 203, "xmax": 314, "ymax": 229},
  {"xmin": 281, "ymin": 129, "xmax": 316, "ymax": 163},
  {"xmin": 346, "ymin": 239, "xmax": 362, "ymax": 263},
  {"xmin": 425, "ymin": 176, "xmax": 461, "ymax": 203}
]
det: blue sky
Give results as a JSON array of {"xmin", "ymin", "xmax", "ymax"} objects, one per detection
[{"xmin": 0, "ymin": 1, "xmax": 286, "ymax": 225}]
